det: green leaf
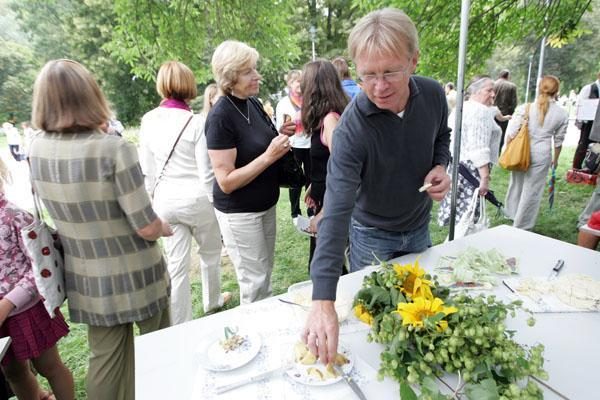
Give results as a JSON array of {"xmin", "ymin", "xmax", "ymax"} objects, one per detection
[
  {"xmin": 390, "ymin": 286, "xmax": 400, "ymax": 305},
  {"xmin": 414, "ymin": 334, "xmax": 424, "ymax": 355},
  {"xmin": 473, "ymin": 362, "xmax": 492, "ymax": 380},
  {"xmin": 396, "ymin": 291, "xmax": 408, "ymax": 303},
  {"xmin": 369, "ymin": 287, "xmax": 391, "ymax": 308},
  {"xmin": 516, "ymin": 356, "xmax": 529, "ymax": 369},
  {"xmin": 354, "ymin": 288, "xmax": 372, "ymax": 303},
  {"xmin": 421, "ymin": 377, "xmax": 451, "ymax": 400},
  {"xmin": 400, "ymin": 382, "xmax": 418, "ymax": 400},
  {"xmin": 428, "ymin": 312, "xmax": 446, "ymax": 324},
  {"xmin": 464, "ymin": 378, "xmax": 500, "ymax": 400},
  {"xmin": 421, "ymin": 376, "xmax": 440, "ymax": 392}
]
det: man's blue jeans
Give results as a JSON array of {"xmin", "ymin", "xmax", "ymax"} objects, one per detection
[{"xmin": 349, "ymin": 218, "xmax": 431, "ymax": 272}]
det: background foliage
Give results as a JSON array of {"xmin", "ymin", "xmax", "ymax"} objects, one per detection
[{"xmin": 1, "ymin": 0, "xmax": 597, "ymax": 126}]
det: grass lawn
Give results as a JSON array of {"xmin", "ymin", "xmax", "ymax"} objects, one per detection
[{"xmin": 6, "ymin": 137, "xmax": 592, "ymax": 398}]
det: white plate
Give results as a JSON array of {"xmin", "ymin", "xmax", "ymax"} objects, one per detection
[
  {"xmin": 198, "ymin": 329, "xmax": 261, "ymax": 372},
  {"xmin": 285, "ymin": 345, "xmax": 354, "ymax": 386},
  {"xmin": 286, "ymin": 281, "xmax": 352, "ymax": 322}
]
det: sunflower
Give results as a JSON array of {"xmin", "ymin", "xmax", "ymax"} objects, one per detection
[
  {"xmin": 394, "ymin": 297, "xmax": 458, "ymax": 331},
  {"xmin": 393, "ymin": 261, "xmax": 433, "ymax": 299},
  {"xmin": 353, "ymin": 304, "xmax": 373, "ymax": 325}
]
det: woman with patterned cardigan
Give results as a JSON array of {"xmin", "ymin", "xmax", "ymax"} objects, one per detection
[{"xmin": 29, "ymin": 59, "xmax": 172, "ymax": 400}]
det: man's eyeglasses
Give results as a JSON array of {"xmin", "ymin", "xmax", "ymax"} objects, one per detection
[{"xmin": 358, "ymin": 62, "xmax": 412, "ymax": 85}]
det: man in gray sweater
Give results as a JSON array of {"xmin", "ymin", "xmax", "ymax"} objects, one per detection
[{"xmin": 302, "ymin": 7, "xmax": 451, "ymax": 364}]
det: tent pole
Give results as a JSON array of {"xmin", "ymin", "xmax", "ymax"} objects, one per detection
[{"xmin": 448, "ymin": 0, "xmax": 471, "ymax": 241}]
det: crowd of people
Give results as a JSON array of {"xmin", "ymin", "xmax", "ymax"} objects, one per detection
[{"xmin": 0, "ymin": 6, "xmax": 598, "ymax": 400}]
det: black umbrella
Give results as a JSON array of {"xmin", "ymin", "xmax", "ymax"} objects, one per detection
[{"xmin": 458, "ymin": 163, "xmax": 504, "ymax": 210}]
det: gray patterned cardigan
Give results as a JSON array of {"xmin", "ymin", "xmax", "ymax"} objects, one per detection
[{"xmin": 29, "ymin": 131, "xmax": 170, "ymax": 326}]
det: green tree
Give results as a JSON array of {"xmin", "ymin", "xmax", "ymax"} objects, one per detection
[
  {"xmin": 487, "ymin": 3, "xmax": 600, "ymax": 102},
  {"xmin": 0, "ymin": 39, "xmax": 38, "ymax": 123},
  {"xmin": 0, "ymin": 0, "xmax": 39, "ymax": 122},
  {"xmin": 301, "ymin": 0, "xmax": 358, "ymax": 59},
  {"xmin": 351, "ymin": 0, "xmax": 592, "ymax": 83},
  {"xmin": 10, "ymin": 0, "xmax": 158, "ymax": 125},
  {"xmin": 109, "ymin": 0, "xmax": 304, "ymax": 96}
]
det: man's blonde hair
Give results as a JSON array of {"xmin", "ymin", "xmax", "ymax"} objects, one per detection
[
  {"xmin": 156, "ymin": 61, "xmax": 197, "ymax": 101},
  {"xmin": 211, "ymin": 40, "xmax": 259, "ymax": 94},
  {"xmin": 32, "ymin": 59, "xmax": 111, "ymax": 133},
  {"xmin": 348, "ymin": 8, "xmax": 419, "ymax": 61}
]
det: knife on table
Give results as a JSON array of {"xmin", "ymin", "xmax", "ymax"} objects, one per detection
[
  {"xmin": 214, "ymin": 365, "xmax": 290, "ymax": 394},
  {"xmin": 334, "ymin": 365, "xmax": 368, "ymax": 400},
  {"xmin": 547, "ymin": 259, "xmax": 565, "ymax": 281}
]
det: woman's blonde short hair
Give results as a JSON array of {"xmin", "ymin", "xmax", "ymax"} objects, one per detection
[
  {"xmin": 156, "ymin": 61, "xmax": 197, "ymax": 101},
  {"xmin": 211, "ymin": 40, "xmax": 259, "ymax": 94},
  {"xmin": 286, "ymin": 70, "xmax": 302, "ymax": 87},
  {"xmin": 202, "ymin": 83, "xmax": 219, "ymax": 116},
  {"xmin": 32, "ymin": 59, "xmax": 111, "ymax": 133},
  {"xmin": 349, "ymin": 8, "xmax": 419, "ymax": 61}
]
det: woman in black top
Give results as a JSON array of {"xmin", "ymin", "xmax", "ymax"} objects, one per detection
[
  {"xmin": 300, "ymin": 60, "xmax": 349, "ymax": 266},
  {"xmin": 206, "ymin": 40, "xmax": 293, "ymax": 304}
]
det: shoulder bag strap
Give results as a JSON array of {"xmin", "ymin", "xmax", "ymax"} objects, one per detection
[
  {"xmin": 151, "ymin": 114, "xmax": 193, "ymax": 197},
  {"xmin": 524, "ymin": 103, "xmax": 531, "ymax": 121},
  {"xmin": 26, "ymin": 155, "xmax": 44, "ymax": 221}
]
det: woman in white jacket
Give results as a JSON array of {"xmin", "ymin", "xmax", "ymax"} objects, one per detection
[
  {"xmin": 139, "ymin": 61, "xmax": 230, "ymax": 324},
  {"xmin": 438, "ymin": 75, "xmax": 502, "ymax": 226},
  {"xmin": 504, "ymin": 75, "xmax": 568, "ymax": 230}
]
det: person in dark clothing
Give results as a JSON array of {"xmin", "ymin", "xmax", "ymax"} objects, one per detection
[
  {"xmin": 300, "ymin": 60, "xmax": 349, "ymax": 272},
  {"xmin": 206, "ymin": 40, "xmax": 292, "ymax": 305},
  {"xmin": 301, "ymin": 7, "xmax": 451, "ymax": 365},
  {"xmin": 573, "ymin": 72, "xmax": 600, "ymax": 169},
  {"xmin": 493, "ymin": 69, "xmax": 518, "ymax": 153},
  {"xmin": 331, "ymin": 57, "xmax": 361, "ymax": 99}
]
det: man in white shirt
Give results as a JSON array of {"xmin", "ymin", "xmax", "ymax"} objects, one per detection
[{"xmin": 573, "ymin": 71, "xmax": 600, "ymax": 169}]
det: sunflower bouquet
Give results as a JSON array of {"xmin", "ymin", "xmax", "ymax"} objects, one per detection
[{"xmin": 353, "ymin": 260, "xmax": 546, "ymax": 400}]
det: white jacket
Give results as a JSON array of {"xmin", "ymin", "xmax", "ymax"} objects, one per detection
[
  {"xmin": 449, "ymin": 100, "xmax": 501, "ymax": 167},
  {"xmin": 139, "ymin": 107, "xmax": 214, "ymax": 200}
]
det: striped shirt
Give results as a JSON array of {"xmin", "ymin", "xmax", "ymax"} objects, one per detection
[{"xmin": 28, "ymin": 131, "xmax": 169, "ymax": 327}]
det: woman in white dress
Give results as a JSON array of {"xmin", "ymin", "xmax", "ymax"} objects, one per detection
[
  {"xmin": 139, "ymin": 61, "xmax": 230, "ymax": 324},
  {"xmin": 504, "ymin": 75, "xmax": 568, "ymax": 230}
]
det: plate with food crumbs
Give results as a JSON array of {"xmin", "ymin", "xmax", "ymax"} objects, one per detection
[
  {"xmin": 286, "ymin": 341, "xmax": 353, "ymax": 386},
  {"xmin": 198, "ymin": 327, "xmax": 261, "ymax": 371}
]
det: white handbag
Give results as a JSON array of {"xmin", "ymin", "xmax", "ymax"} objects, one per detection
[
  {"xmin": 20, "ymin": 195, "xmax": 66, "ymax": 318},
  {"xmin": 23, "ymin": 158, "xmax": 66, "ymax": 318},
  {"xmin": 454, "ymin": 192, "xmax": 489, "ymax": 239}
]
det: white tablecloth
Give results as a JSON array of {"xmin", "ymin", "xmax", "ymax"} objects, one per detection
[{"xmin": 135, "ymin": 225, "xmax": 600, "ymax": 399}]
